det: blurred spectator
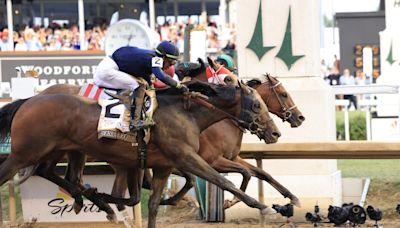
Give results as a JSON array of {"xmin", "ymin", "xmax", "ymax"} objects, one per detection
[
  {"xmin": 167, "ymin": 26, "xmax": 183, "ymax": 51},
  {"xmin": 14, "ymin": 36, "xmax": 28, "ymax": 51},
  {"xmin": 355, "ymin": 70, "xmax": 366, "ymax": 86},
  {"xmin": 0, "ymin": 29, "xmax": 12, "ymax": 51},
  {"xmin": 333, "ymin": 54, "xmax": 341, "ymax": 73},
  {"xmin": 355, "ymin": 70, "xmax": 367, "ymax": 102},
  {"xmin": 320, "ymin": 59, "xmax": 328, "ymax": 79},
  {"xmin": 24, "ymin": 28, "xmax": 43, "ymax": 51},
  {"xmin": 340, "ymin": 68, "xmax": 357, "ymax": 110},
  {"xmin": 207, "ymin": 31, "xmax": 220, "ymax": 50},
  {"xmin": 327, "ymin": 67, "xmax": 341, "ymax": 86}
]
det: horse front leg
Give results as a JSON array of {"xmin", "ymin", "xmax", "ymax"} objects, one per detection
[
  {"xmin": 173, "ymin": 147, "xmax": 275, "ymax": 219},
  {"xmin": 236, "ymin": 156, "xmax": 301, "ymax": 207},
  {"xmin": 148, "ymin": 167, "xmax": 172, "ymax": 228},
  {"xmin": 210, "ymin": 156, "xmax": 252, "ymax": 209}
]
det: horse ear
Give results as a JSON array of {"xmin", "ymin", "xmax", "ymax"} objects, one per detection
[
  {"xmin": 207, "ymin": 57, "xmax": 215, "ymax": 68},
  {"xmin": 198, "ymin": 58, "xmax": 206, "ymax": 70},
  {"xmin": 265, "ymin": 73, "xmax": 271, "ymax": 82}
]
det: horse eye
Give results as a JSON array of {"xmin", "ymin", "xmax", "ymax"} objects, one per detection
[
  {"xmin": 282, "ymin": 93, "xmax": 288, "ymax": 98},
  {"xmin": 252, "ymin": 102, "xmax": 261, "ymax": 113}
]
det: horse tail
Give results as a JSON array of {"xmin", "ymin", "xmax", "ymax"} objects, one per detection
[
  {"xmin": 14, "ymin": 165, "xmax": 38, "ymax": 185},
  {"xmin": 0, "ymin": 98, "xmax": 29, "ymax": 143}
]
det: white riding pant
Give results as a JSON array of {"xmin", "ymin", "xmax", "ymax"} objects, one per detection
[{"xmin": 93, "ymin": 56, "xmax": 139, "ymax": 91}]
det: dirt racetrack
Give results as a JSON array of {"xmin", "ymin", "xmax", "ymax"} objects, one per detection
[{"xmin": 23, "ymin": 219, "xmax": 400, "ymax": 228}]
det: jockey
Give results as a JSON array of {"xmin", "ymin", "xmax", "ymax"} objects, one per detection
[
  {"xmin": 215, "ymin": 54, "xmax": 237, "ymax": 73},
  {"xmin": 93, "ymin": 41, "xmax": 188, "ymax": 131}
]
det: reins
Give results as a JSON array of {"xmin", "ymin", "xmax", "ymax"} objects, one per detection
[{"xmin": 183, "ymin": 90, "xmax": 263, "ymax": 132}]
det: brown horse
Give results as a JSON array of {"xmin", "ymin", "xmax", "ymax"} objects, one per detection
[
  {"xmin": 0, "ymin": 81, "xmax": 279, "ymax": 228},
  {"xmin": 157, "ymin": 74, "xmax": 305, "ymax": 210},
  {"xmin": 36, "ymin": 59, "xmax": 303, "ymax": 215}
]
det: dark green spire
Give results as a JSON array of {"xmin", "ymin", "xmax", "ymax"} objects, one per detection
[
  {"xmin": 275, "ymin": 6, "xmax": 305, "ymax": 70},
  {"xmin": 246, "ymin": 0, "xmax": 275, "ymax": 60}
]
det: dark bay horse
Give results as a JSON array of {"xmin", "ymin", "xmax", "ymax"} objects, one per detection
[
  {"xmin": 35, "ymin": 59, "xmax": 304, "ymax": 214},
  {"xmin": 0, "ymin": 82, "xmax": 279, "ymax": 228}
]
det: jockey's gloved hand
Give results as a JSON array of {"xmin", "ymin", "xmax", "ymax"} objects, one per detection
[{"xmin": 176, "ymin": 83, "xmax": 189, "ymax": 93}]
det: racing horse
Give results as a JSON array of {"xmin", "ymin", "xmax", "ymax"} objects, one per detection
[
  {"xmin": 0, "ymin": 81, "xmax": 280, "ymax": 228},
  {"xmin": 152, "ymin": 59, "xmax": 304, "ymax": 208},
  {"xmin": 25, "ymin": 58, "xmax": 304, "ymax": 217}
]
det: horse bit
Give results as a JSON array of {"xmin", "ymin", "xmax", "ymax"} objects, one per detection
[{"xmin": 268, "ymin": 80, "xmax": 297, "ymax": 122}]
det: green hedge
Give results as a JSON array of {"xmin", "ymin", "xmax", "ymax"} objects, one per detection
[{"xmin": 336, "ymin": 111, "xmax": 366, "ymax": 140}]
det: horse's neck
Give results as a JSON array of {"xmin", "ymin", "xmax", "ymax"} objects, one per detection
[{"xmin": 157, "ymin": 96, "xmax": 237, "ymax": 132}]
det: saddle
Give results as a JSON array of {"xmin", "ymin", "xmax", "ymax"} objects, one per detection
[{"xmin": 78, "ymin": 83, "xmax": 154, "ymax": 145}]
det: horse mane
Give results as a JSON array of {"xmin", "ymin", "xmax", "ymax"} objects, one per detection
[
  {"xmin": 246, "ymin": 78, "xmax": 262, "ymax": 88},
  {"xmin": 175, "ymin": 58, "xmax": 206, "ymax": 80},
  {"xmin": 156, "ymin": 81, "xmax": 236, "ymax": 102}
]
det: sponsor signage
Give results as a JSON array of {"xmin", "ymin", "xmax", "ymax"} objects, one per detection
[
  {"xmin": 0, "ymin": 52, "xmax": 104, "ymax": 98},
  {"xmin": 20, "ymin": 175, "xmax": 133, "ymax": 222}
]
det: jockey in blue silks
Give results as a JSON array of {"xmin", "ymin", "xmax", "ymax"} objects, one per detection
[{"xmin": 94, "ymin": 41, "xmax": 188, "ymax": 131}]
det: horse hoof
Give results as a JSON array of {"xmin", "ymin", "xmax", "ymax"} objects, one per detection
[
  {"xmin": 160, "ymin": 199, "xmax": 177, "ymax": 206},
  {"xmin": 73, "ymin": 201, "xmax": 83, "ymax": 214},
  {"xmin": 290, "ymin": 197, "xmax": 301, "ymax": 208},
  {"xmin": 106, "ymin": 213, "xmax": 118, "ymax": 224},
  {"xmin": 261, "ymin": 207, "xmax": 276, "ymax": 215},
  {"xmin": 223, "ymin": 200, "xmax": 232, "ymax": 209}
]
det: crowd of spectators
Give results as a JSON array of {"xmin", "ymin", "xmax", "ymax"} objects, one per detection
[
  {"xmin": 0, "ymin": 23, "xmax": 107, "ymax": 51},
  {"xmin": 321, "ymin": 55, "xmax": 370, "ymax": 110},
  {"xmin": 0, "ymin": 20, "xmax": 237, "ymax": 55}
]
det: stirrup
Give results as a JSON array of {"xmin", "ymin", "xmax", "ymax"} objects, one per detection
[{"xmin": 130, "ymin": 119, "xmax": 155, "ymax": 131}]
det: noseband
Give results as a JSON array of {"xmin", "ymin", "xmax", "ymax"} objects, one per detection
[
  {"xmin": 267, "ymin": 80, "xmax": 297, "ymax": 122},
  {"xmin": 186, "ymin": 87, "xmax": 269, "ymax": 135}
]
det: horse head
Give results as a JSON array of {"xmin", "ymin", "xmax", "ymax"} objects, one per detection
[
  {"xmin": 247, "ymin": 74, "xmax": 305, "ymax": 128},
  {"xmin": 175, "ymin": 58, "xmax": 207, "ymax": 82},
  {"xmin": 187, "ymin": 81, "xmax": 280, "ymax": 143}
]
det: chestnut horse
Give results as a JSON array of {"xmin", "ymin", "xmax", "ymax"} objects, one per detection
[
  {"xmin": 157, "ymin": 74, "xmax": 305, "ymax": 210},
  {"xmin": 0, "ymin": 81, "xmax": 279, "ymax": 228}
]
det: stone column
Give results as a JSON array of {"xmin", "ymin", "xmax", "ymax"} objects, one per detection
[
  {"xmin": 377, "ymin": 0, "xmax": 400, "ymax": 117},
  {"xmin": 226, "ymin": 0, "xmax": 339, "ymax": 220}
]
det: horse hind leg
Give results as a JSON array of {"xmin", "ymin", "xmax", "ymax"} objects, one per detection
[
  {"xmin": 210, "ymin": 156, "xmax": 252, "ymax": 209},
  {"xmin": 64, "ymin": 151, "xmax": 87, "ymax": 214},
  {"xmin": 148, "ymin": 167, "xmax": 172, "ymax": 228},
  {"xmin": 0, "ymin": 155, "xmax": 25, "ymax": 186},
  {"xmin": 160, "ymin": 170, "xmax": 196, "ymax": 206},
  {"xmin": 35, "ymin": 163, "xmax": 118, "ymax": 222}
]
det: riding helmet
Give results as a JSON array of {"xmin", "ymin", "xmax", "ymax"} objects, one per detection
[
  {"xmin": 216, "ymin": 54, "xmax": 235, "ymax": 71},
  {"xmin": 155, "ymin": 41, "xmax": 180, "ymax": 60}
]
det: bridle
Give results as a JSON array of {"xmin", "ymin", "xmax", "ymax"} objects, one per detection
[
  {"xmin": 265, "ymin": 79, "xmax": 297, "ymax": 122},
  {"xmin": 183, "ymin": 85, "xmax": 271, "ymax": 136}
]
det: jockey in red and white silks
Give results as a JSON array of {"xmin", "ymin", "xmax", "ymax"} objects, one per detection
[{"xmin": 206, "ymin": 65, "xmax": 238, "ymax": 85}]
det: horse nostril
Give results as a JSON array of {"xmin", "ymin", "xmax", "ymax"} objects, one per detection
[
  {"xmin": 272, "ymin": 131, "xmax": 281, "ymax": 138},
  {"xmin": 298, "ymin": 115, "xmax": 305, "ymax": 121}
]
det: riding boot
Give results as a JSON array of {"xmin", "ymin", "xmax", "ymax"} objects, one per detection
[{"xmin": 129, "ymin": 85, "xmax": 155, "ymax": 131}]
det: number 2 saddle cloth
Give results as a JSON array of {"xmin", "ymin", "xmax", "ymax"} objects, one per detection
[{"xmin": 78, "ymin": 83, "xmax": 154, "ymax": 145}]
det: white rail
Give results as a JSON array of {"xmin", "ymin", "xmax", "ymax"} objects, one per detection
[{"xmin": 332, "ymin": 84, "xmax": 400, "ymax": 141}]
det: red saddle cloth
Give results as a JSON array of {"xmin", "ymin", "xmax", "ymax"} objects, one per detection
[{"xmin": 79, "ymin": 84, "xmax": 114, "ymax": 101}]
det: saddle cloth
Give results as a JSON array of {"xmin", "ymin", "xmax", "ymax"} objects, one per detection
[{"xmin": 79, "ymin": 84, "xmax": 137, "ymax": 144}]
